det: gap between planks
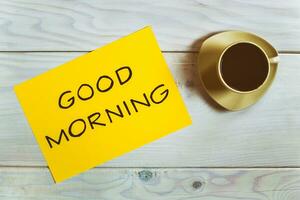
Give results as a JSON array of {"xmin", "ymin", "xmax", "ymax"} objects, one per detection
[
  {"xmin": 0, "ymin": 166, "xmax": 299, "ymax": 169},
  {"xmin": 0, "ymin": 51, "xmax": 299, "ymax": 54}
]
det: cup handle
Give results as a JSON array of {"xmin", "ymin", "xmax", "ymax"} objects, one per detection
[{"xmin": 269, "ymin": 56, "xmax": 280, "ymax": 64}]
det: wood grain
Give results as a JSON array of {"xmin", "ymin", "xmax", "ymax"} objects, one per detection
[
  {"xmin": 0, "ymin": 0, "xmax": 299, "ymax": 51},
  {"xmin": 0, "ymin": 52, "xmax": 299, "ymax": 167},
  {"xmin": 0, "ymin": 168, "xmax": 299, "ymax": 200}
]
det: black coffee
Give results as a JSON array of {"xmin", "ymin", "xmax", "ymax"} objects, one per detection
[{"xmin": 220, "ymin": 42, "xmax": 269, "ymax": 92}]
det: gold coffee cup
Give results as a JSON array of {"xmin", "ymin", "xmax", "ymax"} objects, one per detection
[{"xmin": 198, "ymin": 31, "xmax": 279, "ymax": 111}]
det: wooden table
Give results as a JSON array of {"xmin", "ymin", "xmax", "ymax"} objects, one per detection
[{"xmin": 0, "ymin": 0, "xmax": 299, "ymax": 199}]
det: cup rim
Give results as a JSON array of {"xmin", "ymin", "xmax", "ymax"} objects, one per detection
[{"xmin": 217, "ymin": 41, "xmax": 271, "ymax": 94}]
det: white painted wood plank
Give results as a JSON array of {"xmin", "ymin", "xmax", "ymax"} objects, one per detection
[
  {"xmin": 0, "ymin": 0, "xmax": 299, "ymax": 51},
  {"xmin": 0, "ymin": 53, "xmax": 299, "ymax": 167},
  {"xmin": 0, "ymin": 168, "xmax": 299, "ymax": 200}
]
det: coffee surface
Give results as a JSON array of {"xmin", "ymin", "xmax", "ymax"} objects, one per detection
[{"xmin": 220, "ymin": 42, "xmax": 269, "ymax": 92}]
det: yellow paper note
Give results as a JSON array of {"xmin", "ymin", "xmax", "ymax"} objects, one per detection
[{"xmin": 14, "ymin": 26, "xmax": 192, "ymax": 183}]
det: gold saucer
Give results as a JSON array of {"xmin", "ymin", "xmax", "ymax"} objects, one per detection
[{"xmin": 198, "ymin": 31, "xmax": 279, "ymax": 111}]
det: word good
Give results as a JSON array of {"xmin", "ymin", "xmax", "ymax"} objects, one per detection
[{"xmin": 58, "ymin": 66, "xmax": 132, "ymax": 109}]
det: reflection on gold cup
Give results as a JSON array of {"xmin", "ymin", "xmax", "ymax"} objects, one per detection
[{"xmin": 198, "ymin": 31, "xmax": 279, "ymax": 111}]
